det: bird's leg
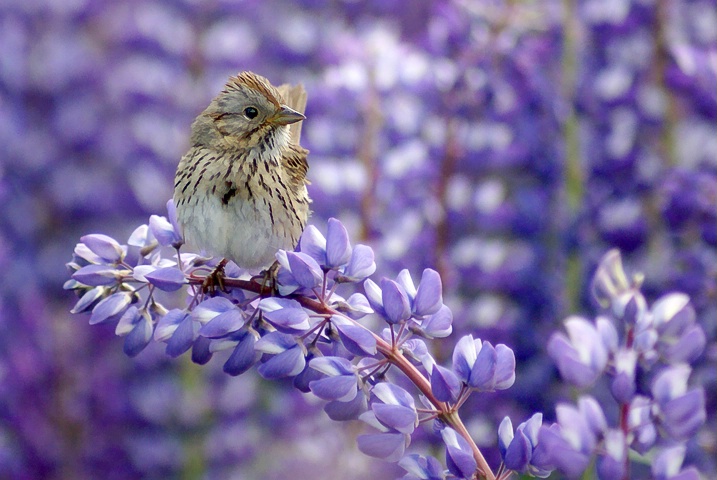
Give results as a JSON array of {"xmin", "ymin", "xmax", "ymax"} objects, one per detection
[
  {"xmin": 254, "ymin": 260, "xmax": 281, "ymax": 296},
  {"xmin": 202, "ymin": 258, "xmax": 229, "ymax": 294}
]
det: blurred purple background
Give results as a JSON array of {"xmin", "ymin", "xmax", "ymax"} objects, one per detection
[{"xmin": 1, "ymin": 0, "xmax": 715, "ymax": 478}]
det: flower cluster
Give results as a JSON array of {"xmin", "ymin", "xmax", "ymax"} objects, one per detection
[
  {"xmin": 537, "ymin": 250, "xmax": 707, "ymax": 479},
  {"xmin": 66, "ymin": 208, "xmax": 527, "ymax": 480}
]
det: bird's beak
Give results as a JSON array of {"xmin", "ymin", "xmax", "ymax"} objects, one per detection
[{"xmin": 270, "ymin": 105, "xmax": 305, "ymax": 125}]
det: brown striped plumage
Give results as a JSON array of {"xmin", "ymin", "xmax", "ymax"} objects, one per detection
[{"xmin": 174, "ymin": 72, "xmax": 310, "ymax": 270}]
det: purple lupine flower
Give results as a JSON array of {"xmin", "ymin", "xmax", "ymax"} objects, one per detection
[
  {"xmin": 254, "ymin": 332, "xmax": 306, "ymax": 379},
  {"xmin": 309, "ymin": 356, "xmax": 360, "ymax": 403},
  {"xmin": 546, "ymin": 316, "xmax": 612, "ymax": 388},
  {"xmin": 365, "ymin": 383, "xmax": 418, "ymax": 435},
  {"xmin": 651, "ymin": 364, "xmax": 706, "ymax": 441},
  {"xmin": 652, "ymin": 445, "xmax": 702, "ymax": 480},
  {"xmin": 498, "ymin": 413, "xmax": 553, "ymax": 477},
  {"xmin": 538, "ymin": 396, "xmax": 606, "ymax": 478},
  {"xmin": 398, "ymin": 454, "xmax": 446, "ymax": 480},
  {"xmin": 441, "ymin": 427, "xmax": 476, "ymax": 479},
  {"xmin": 451, "ymin": 334, "xmax": 516, "ymax": 391},
  {"xmin": 258, "ymin": 297, "xmax": 312, "ymax": 334}
]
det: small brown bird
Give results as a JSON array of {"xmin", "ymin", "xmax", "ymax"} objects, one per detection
[{"xmin": 174, "ymin": 72, "xmax": 310, "ymax": 270}]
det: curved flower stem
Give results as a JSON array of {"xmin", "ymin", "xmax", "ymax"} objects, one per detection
[{"xmin": 186, "ymin": 276, "xmax": 496, "ymax": 479}]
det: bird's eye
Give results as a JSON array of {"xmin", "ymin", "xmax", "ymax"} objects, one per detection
[{"xmin": 243, "ymin": 107, "xmax": 259, "ymax": 119}]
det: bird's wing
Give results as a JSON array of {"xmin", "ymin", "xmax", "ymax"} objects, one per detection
[
  {"xmin": 282, "ymin": 143, "xmax": 310, "ymax": 188},
  {"xmin": 277, "ymin": 83, "xmax": 307, "ymax": 144}
]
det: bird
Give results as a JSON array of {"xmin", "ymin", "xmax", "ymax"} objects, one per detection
[{"xmin": 173, "ymin": 71, "xmax": 310, "ymax": 273}]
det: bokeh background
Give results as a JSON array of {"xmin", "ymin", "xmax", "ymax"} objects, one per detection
[{"xmin": 1, "ymin": 0, "xmax": 715, "ymax": 478}]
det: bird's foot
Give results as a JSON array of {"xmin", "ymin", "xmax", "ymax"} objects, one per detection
[
  {"xmin": 253, "ymin": 261, "xmax": 280, "ymax": 296},
  {"xmin": 202, "ymin": 258, "xmax": 229, "ymax": 294}
]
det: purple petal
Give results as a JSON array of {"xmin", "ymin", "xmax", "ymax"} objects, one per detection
[
  {"xmin": 286, "ymin": 251, "xmax": 323, "ymax": 289},
  {"xmin": 661, "ymin": 389, "xmax": 706, "ymax": 440},
  {"xmin": 547, "ymin": 333, "xmax": 601, "ymax": 388},
  {"xmin": 198, "ymin": 308, "xmax": 245, "ymax": 338},
  {"xmin": 469, "ymin": 341, "xmax": 497, "ymax": 390},
  {"xmin": 431, "ymin": 365, "xmax": 461, "ymax": 403},
  {"xmin": 309, "ymin": 375, "xmax": 358, "ymax": 402},
  {"xmin": 537, "ymin": 425, "xmax": 590, "ymax": 478},
  {"xmin": 191, "ymin": 335, "xmax": 213, "ymax": 365},
  {"xmin": 421, "ymin": 305, "xmax": 453, "ymax": 338},
  {"xmin": 357, "ymin": 433, "xmax": 408, "ymax": 462},
  {"xmin": 115, "ymin": 306, "xmax": 142, "ymax": 336},
  {"xmin": 298, "ymin": 224, "xmax": 327, "ymax": 265},
  {"xmin": 652, "ymin": 445, "xmax": 687, "ymax": 479},
  {"xmin": 661, "ymin": 325, "xmax": 705, "ymax": 363},
  {"xmin": 145, "ymin": 266, "xmax": 187, "ymax": 292},
  {"xmin": 259, "ymin": 297, "xmax": 311, "ymax": 333},
  {"xmin": 372, "ymin": 403, "xmax": 417, "ymax": 434},
  {"xmin": 381, "ymin": 278, "xmax": 411, "ymax": 324},
  {"xmin": 309, "ymin": 356, "xmax": 355, "ymax": 376},
  {"xmin": 652, "ymin": 364, "xmax": 690, "ymax": 404},
  {"xmin": 342, "ymin": 244, "xmax": 376, "ymax": 281},
  {"xmin": 413, "ymin": 269, "xmax": 443, "ymax": 316},
  {"xmin": 335, "ymin": 322, "xmax": 377, "ymax": 356},
  {"xmin": 494, "ymin": 344, "xmax": 516, "ymax": 390},
  {"xmin": 71, "ymin": 286, "xmax": 107, "ymax": 314},
  {"xmin": 89, "ymin": 292, "xmax": 132, "ymax": 325},
  {"xmin": 504, "ymin": 429, "xmax": 532, "ymax": 472},
  {"xmin": 154, "ymin": 309, "xmax": 187, "ymax": 342},
  {"xmin": 399, "ymin": 455, "xmax": 445, "ymax": 480},
  {"xmin": 254, "ymin": 331, "xmax": 298, "ymax": 354},
  {"xmin": 257, "ymin": 346, "xmax": 306, "ymax": 379},
  {"xmin": 498, "ymin": 417, "xmax": 514, "ymax": 456},
  {"xmin": 597, "ymin": 430, "xmax": 626, "ymax": 480},
  {"xmin": 149, "ymin": 214, "xmax": 182, "ymax": 247},
  {"xmin": 123, "ymin": 314, "xmax": 153, "ymax": 357},
  {"xmin": 324, "ymin": 391, "xmax": 367, "ymax": 421},
  {"xmin": 363, "ymin": 278, "xmax": 385, "ymax": 317},
  {"xmin": 81, "ymin": 233, "xmax": 124, "ymax": 263},
  {"xmin": 191, "ymin": 297, "xmax": 236, "ymax": 323},
  {"xmin": 442, "ymin": 428, "xmax": 477, "ymax": 479},
  {"xmin": 72, "ymin": 264, "xmax": 121, "ymax": 286},
  {"xmin": 223, "ymin": 333, "xmax": 259, "ymax": 376},
  {"xmin": 578, "ymin": 396, "xmax": 607, "ymax": 438},
  {"xmin": 372, "ymin": 382, "xmax": 415, "ymax": 409},
  {"xmin": 325, "ymin": 217, "xmax": 352, "ymax": 267},
  {"xmin": 452, "ymin": 335, "xmax": 479, "ymax": 383},
  {"xmin": 166, "ymin": 315, "xmax": 197, "ymax": 358}
]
